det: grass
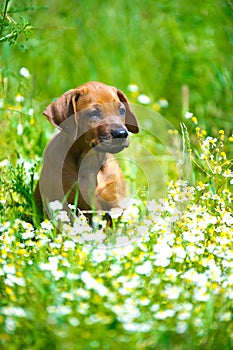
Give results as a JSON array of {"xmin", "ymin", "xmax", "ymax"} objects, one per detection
[
  {"xmin": 0, "ymin": 0, "xmax": 233, "ymax": 349},
  {"xmin": 1, "ymin": 0, "xmax": 233, "ymax": 131}
]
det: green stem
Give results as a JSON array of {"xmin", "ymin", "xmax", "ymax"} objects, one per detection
[{"xmin": 0, "ymin": 0, "xmax": 11, "ymax": 37}]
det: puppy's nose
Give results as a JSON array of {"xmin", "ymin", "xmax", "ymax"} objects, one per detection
[{"xmin": 111, "ymin": 128, "xmax": 128, "ymax": 139}]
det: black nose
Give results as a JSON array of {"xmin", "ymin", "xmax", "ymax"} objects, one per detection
[{"xmin": 111, "ymin": 128, "xmax": 128, "ymax": 139}]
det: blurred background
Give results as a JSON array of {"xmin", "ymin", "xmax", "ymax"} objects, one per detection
[{"xmin": 1, "ymin": 0, "xmax": 232, "ymax": 133}]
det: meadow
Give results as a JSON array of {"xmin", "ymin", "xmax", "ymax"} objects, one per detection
[{"xmin": 0, "ymin": 0, "xmax": 233, "ymax": 349}]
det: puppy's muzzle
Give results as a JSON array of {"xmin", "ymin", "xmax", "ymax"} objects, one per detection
[{"xmin": 93, "ymin": 126, "xmax": 129, "ymax": 154}]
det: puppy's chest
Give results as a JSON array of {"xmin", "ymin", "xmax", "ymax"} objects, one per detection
[
  {"xmin": 95, "ymin": 157, "xmax": 126, "ymax": 208},
  {"xmin": 64, "ymin": 153, "xmax": 126, "ymax": 209}
]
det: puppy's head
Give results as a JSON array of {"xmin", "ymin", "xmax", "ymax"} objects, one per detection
[{"xmin": 43, "ymin": 82, "xmax": 139, "ymax": 154}]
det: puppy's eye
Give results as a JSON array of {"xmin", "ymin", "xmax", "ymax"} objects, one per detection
[
  {"xmin": 119, "ymin": 106, "xmax": 126, "ymax": 117},
  {"xmin": 88, "ymin": 109, "xmax": 100, "ymax": 120}
]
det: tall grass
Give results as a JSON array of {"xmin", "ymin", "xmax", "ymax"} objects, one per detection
[
  {"xmin": 1, "ymin": 0, "xmax": 233, "ymax": 134},
  {"xmin": 1, "ymin": 1, "xmax": 233, "ymax": 349}
]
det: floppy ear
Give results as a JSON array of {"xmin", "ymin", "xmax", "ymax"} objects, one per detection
[
  {"xmin": 117, "ymin": 89, "xmax": 139, "ymax": 134},
  {"xmin": 43, "ymin": 89, "xmax": 80, "ymax": 129}
]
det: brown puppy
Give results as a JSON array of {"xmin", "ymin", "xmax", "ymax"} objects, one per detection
[{"xmin": 34, "ymin": 82, "xmax": 139, "ymax": 222}]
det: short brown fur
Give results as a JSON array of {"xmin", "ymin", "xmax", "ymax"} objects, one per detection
[{"xmin": 34, "ymin": 82, "xmax": 139, "ymax": 222}]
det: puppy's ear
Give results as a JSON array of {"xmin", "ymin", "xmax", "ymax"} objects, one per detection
[
  {"xmin": 43, "ymin": 89, "xmax": 80, "ymax": 129},
  {"xmin": 117, "ymin": 89, "xmax": 139, "ymax": 134}
]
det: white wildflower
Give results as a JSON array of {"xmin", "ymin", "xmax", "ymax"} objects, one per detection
[
  {"xmin": 15, "ymin": 94, "xmax": 24, "ymax": 103},
  {"xmin": 176, "ymin": 322, "xmax": 188, "ymax": 334},
  {"xmin": 63, "ymin": 240, "xmax": 76, "ymax": 251},
  {"xmin": 41, "ymin": 220, "xmax": 53, "ymax": 230},
  {"xmin": 116, "ymin": 236, "xmax": 129, "ymax": 246},
  {"xmin": 56, "ymin": 210, "xmax": 70, "ymax": 222},
  {"xmin": 112, "ymin": 244, "xmax": 134, "ymax": 257},
  {"xmin": 158, "ymin": 98, "xmax": 169, "ymax": 108},
  {"xmin": 75, "ymin": 288, "xmax": 90, "ymax": 299},
  {"xmin": 123, "ymin": 322, "xmax": 152, "ymax": 332},
  {"xmin": 112, "ymin": 299, "xmax": 140, "ymax": 323},
  {"xmin": 163, "ymin": 285, "xmax": 181, "ymax": 300},
  {"xmin": 220, "ymin": 312, "xmax": 232, "ymax": 322},
  {"xmin": 3, "ymin": 264, "xmax": 16, "ymax": 275},
  {"xmin": 202, "ymin": 137, "xmax": 217, "ymax": 150},
  {"xmin": 153, "ymin": 255, "xmax": 171, "ymax": 267},
  {"xmin": 165, "ymin": 268, "xmax": 180, "ymax": 281},
  {"xmin": 137, "ymin": 94, "xmax": 151, "ymax": 105},
  {"xmin": 182, "ymin": 269, "xmax": 208, "ymax": 287},
  {"xmin": 17, "ymin": 123, "xmax": 23, "ymax": 135},
  {"xmin": 92, "ymin": 249, "xmax": 107, "ymax": 263},
  {"xmin": 1, "ymin": 306, "xmax": 27, "ymax": 317},
  {"xmin": 53, "ymin": 270, "xmax": 65, "ymax": 281},
  {"xmin": 81, "ymin": 271, "xmax": 108, "ymax": 296},
  {"xmin": 109, "ymin": 207, "xmax": 123, "ymax": 219},
  {"xmin": 49, "ymin": 200, "xmax": 63, "ymax": 211},
  {"xmin": 5, "ymin": 318, "xmax": 17, "ymax": 332},
  {"xmin": 193, "ymin": 287, "xmax": 210, "ymax": 301},
  {"xmin": 154, "ymin": 309, "xmax": 176, "ymax": 320},
  {"xmin": 182, "ymin": 229, "xmax": 205, "ymax": 243},
  {"xmin": 22, "ymin": 231, "xmax": 35, "ymax": 240},
  {"xmin": 124, "ymin": 277, "xmax": 140, "ymax": 290},
  {"xmin": 146, "ymin": 199, "xmax": 158, "ymax": 212},
  {"xmin": 153, "ymin": 241, "xmax": 173, "ymax": 257},
  {"xmin": 69, "ymin": 317, "xmax": 80, "ymax": 326},
  {"xmin": 184, "ymin": 112, "xmax": 193, "ymax": 119},
  {"xmin": 39, "ymin": 257, "xmax": 59, "ymax": 272},
  {"xmin": 47, "ymin": 305, "xmax": 72, "ymax": 315},
  {"xmin": 121, "ymin": 201, "xmax": 140, "ymax": 222},
  {"xmin": 80, "ymin": 272, "xmax": 95, "ymax": 288},
  {"xmin": 93, "ymin": 231, "xmax": 106, "ymax": 243},
  {"xmin": 221, "ymin": 211, "xmax": 233, "ymax": 226},
  {"xmin": 5, "ymin": 275, "xmax": 26, "ymax": 287},
  {"xmin": 19, "ymin": 67, "xmax": 30, "ymax": 78},
  {"xmin": 28, "ymin": 108, "xmax": 34, "ymax": 116},
  {"xmin": 173, "ymin": 246, "xmax": 186, "ymax": 262},
  {"xmin": 135, "ymin": 261, "xmax": 152, "ymax": 276},
  {"xmin": 21, "ymin": 221, "xmax": 34, "ymax": 231},
  {"xmin": 127, "ymin": 84, "xmax": 139, "ymax": 93},
  {"xmin": 0, "ymin": 159, "xmax": 10, "ymax": 167}
]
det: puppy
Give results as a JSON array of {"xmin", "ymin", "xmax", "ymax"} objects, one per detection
[{"xmin": 34, "ymin": 82, "xmax": 139, "ymax": 222}]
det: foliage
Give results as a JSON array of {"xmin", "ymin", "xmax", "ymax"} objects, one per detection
[
  {"xmin": 0, "ymin": 64, "xmax": 233, "ymax": 348},
  {"xmin": 0, "ymin": 0, "xmax": 32, "ymax": 45},
  {"xmin": 0, "ymin": 170, "xmax": 233, "ymax": 349},
  {"xmin": 0, "ymin": 0, "xmax": 233, "ymax": 132},
  {"xmin": 0, "ymin": 1, "xmax": 233, "ymax": 349}
]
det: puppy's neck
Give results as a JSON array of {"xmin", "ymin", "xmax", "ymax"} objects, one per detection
[
  {"xmin": 78, "ymin": 148, "xmax": 108, "ymax": 174},
  {"xmin": 67, "ymin": 137, "xmax": 108, "ymax": 172}
]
